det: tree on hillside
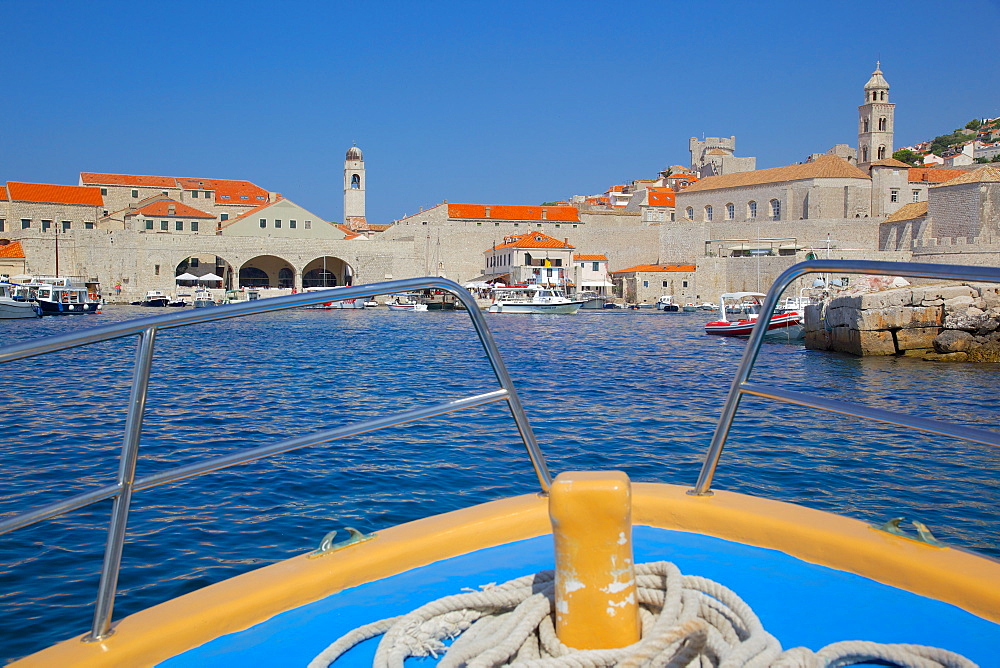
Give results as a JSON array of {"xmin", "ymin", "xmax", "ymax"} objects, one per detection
[
  {"xmin": 966, "ymin": 118, "xmax": 982, "ymax": 131},
  {"xmin": 930, "ymin": 131, "xmax": 975, "ymax": 156},
  {"xmin": 892, "ymin": 149, "xmax": 921, "ymax": 165}
]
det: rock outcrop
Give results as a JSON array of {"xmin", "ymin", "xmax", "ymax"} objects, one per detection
[{"xmin": 803, "ymin": 282, "xmax": 1000, "ymax": 361}]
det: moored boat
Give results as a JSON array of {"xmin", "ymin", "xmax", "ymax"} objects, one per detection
[
  {"xmin": 656, "ymin": 295, "xmax": 680, "ymax": 311},
  {"xmin": 134, "ymin": 290, "xmax": 170, "ymax": 307},
  {"xmin": 191, "ymin": 288, "xmax": 217, "ymax": 308},
  {"xmin": 487, "ymin": 285, "xmax": 586, "ymax": 314},
  {"xmin": 302, "ymin": 286, "xmax": 366, "ymax": 310},
  {"xmin": 386, "ymin": 294, "xmax": 428, "ymax": 311},
  {"xmin": 14, "ymin": 277, "xmax": 100, "ymax": 315},
  {"xmin": 2, "ymin": 263, "xmax": 1000, "ymax": 667},
  {"xmin": 577, "ymin": 290, "xmax": 607, "ymax": 309},
  {"xmin": 705, "ymin": 291, "xmax": 803, "ymax": 338},
  {"xmin": 0, "ymin": 282, "xmax": 40, "ymax": 319}
]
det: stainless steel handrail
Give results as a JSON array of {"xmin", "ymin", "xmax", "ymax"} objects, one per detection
[
  {"xmin": 0, "ymin": 277, "xmax": 552, "ymax": 642},
  {"xmin": 690, "ymin": 259, "xmax": 1000, "ymax": 496}
]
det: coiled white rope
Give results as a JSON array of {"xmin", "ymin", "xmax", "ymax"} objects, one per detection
[{"xmin": 308, "ymin": 561, "xmax": 977, "ymax": 667}]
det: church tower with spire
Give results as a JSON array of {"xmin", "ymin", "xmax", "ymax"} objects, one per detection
[
  {"xmin": 344, "ymin": 144, "xmax": 367, "ymax": 230},
  {"xmin": 857, "ymin": 62, "xmax": 894, "ymax": 171}
]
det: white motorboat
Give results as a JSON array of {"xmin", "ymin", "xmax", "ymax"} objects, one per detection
[
  {"xmin": 13, "ymin": 277, "xmax": 100, "ymax": 315},
  {"xmin": 223, "ymin": 289, "xmax": 262, "ymax": 305},
  {"xmin": 301, "ymin": 286, "xmax": 366, "ymax": 310},
  {"xmin": 487, "ymin": 285, "xmax": 586, "ymax": 314},
  {"xmin": 656, "ymin": 295, "xmax": 680, "ymax": 311},
  {"xmin": 134, "ymin": 290, "xmax": 170, "ymax": 307},
  {"xmin": 386, "ymin": 294, "xmax": 428, "ymax": 311},
  {"xmin": 192, "ymin": 288, "xmax": 217, "ymax": 308},
  {"xmin": 0, "ymin": 282, "xmax": 40, "ymax": 319}
]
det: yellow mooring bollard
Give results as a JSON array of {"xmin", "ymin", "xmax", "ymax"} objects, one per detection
[{"xmin": 548, "ymin": 470, "xmax": 641, "ymax": 650}]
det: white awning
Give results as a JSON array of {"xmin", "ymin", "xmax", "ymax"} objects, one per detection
[{"xmin": 581, "ymin": 281, "xmax": 614, "ymax": 287}]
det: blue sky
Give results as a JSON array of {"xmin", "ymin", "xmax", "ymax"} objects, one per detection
[{"xmin": 3, "ymin": 0, "xmax": 999, "ymax": 225}]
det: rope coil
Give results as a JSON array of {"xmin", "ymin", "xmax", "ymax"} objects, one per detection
[{"xmin": 308, "ymin": 561, "xmax": 977, "ymax": 668}]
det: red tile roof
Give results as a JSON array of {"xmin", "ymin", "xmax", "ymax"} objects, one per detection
[
  {"xmin": 6, "ymin": 182, "xmax": 104, "ymax": 206},
  {"xmin": 0, "ymin": 241, "xmax": 26, "ymax": 258},
  {"xmin": 908, "ymin": 167, "xmax": 971, "ymax": 183},
  {"xmin": 0, "ymin": 186, "xmax": 6, "ymax": 200},
  {"xmin": 611, "ymin": 264, "xmax": 696, "ymax": 274},
  {"xmin": 448, "ymin": 203, "xmax": 579, "ymax": 222},
  {"xmin": 573, "ymin": 254, "xmax": 608, "ymax": 262},
  {"xmin": 492, "ymin": 231, "xmax": 575, "ymax": 250},
  {"xmin": 129, "ymin": 200, "xmax": 216, "ymax": 218},
  {"xmin": 80, "ymin": 173, "xmax": 269, "ymax": 203},
  {"xmin": 681, "ymin": 155, "xmax": 868, "ymax": 193},
  {"xmin": 646, "ymin": 189, "xmax": 676, "ymax": 207}
]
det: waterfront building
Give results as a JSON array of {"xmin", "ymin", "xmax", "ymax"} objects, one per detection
[
  {"xmin": 571, "ymin": 254, "xmax": 613, "ymax": 297},
  {"xmin": 610, "ymin": 263, "xmax": 697, "ymax": 305},
  {"xmin": 79, "ymin": 173, "xmax": 273, "ymax": 222},
  {"xmin": 483, "ymin": 230, "xmax": 576, "ymax": 287},
  {"xmin": 0, "ymin": 181, "xmax": 103, "ymax": 234}
]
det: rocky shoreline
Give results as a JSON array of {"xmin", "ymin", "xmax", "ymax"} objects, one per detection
[{"xmin": 803, "ymin": 280, "xmax": 1000, "ymax": 362}]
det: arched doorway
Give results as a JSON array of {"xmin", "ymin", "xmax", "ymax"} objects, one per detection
[
  {"xmin": 239, "ymin": 255, "xmax": 296, "ymax": 289},
  {"xmin": 175, "ymin": 254, "xmax": 235, "ymax": 290},
  {"xmin": 302, "ymin": 256, "xmax": 353, "ymax": 288}
]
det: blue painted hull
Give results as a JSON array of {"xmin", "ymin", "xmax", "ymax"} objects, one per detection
[{"xmin": 35, "ymin": 300, "xmax": 99, "ymax": 315}]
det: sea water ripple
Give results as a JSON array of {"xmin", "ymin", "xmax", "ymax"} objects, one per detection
[{"xmin": 0, "ymin": 306, "xmax": 999, "ymax": 663}]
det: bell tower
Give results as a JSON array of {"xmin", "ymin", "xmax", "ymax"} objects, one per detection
[
  {"xmin": 857, "ymin": 62, "xmax": 894, "ymax": 171},
  {"xmin": 344, "ymin": 144, "xmax": 366, "ymax": 230}
]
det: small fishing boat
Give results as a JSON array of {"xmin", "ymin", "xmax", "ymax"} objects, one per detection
[
  {"xmin": 386, "ymin": 294, "xmax": 428, "ymax": 311},
  {"xmin": 2, "ymin": 262, "xmax": 1000, "ymax": 667},
  {"xmin": 0, "ymin": 282, "xmax": 41, "ymax": 319},
  {"xmin": 577, "ymin": 290, "xmax": 607, "ymax": 309},
  {"xmin": 705, "ymin": 291, "xmax": 803, "ymax": 338},
  {"xmin": 222, "ymin": 288, "xmax": 261, "ymax": 305},
  {"xmin": 488, "ymin": 285, "xmax": 586, "ymax": 314}
]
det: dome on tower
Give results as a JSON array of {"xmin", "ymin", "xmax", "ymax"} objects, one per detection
[
  {"xmin": 346, "ymin": 145, "xmax": 363, "ymax": 161},
  {"xmin": 864, "ymin": 63, "xmax": 889, "ymax": 90}
]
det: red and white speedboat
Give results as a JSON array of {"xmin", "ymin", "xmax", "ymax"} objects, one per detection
[{"xmin": 704, "ymin": 291, "xmax": 804, "ymax": 338}]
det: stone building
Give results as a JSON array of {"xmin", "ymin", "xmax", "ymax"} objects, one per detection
[
  {"xmin": 0, "ymin": 181, "xmax": 104, "ymax": 235},
  {"xmin": 571, "ymin": 254, "xmax": 612, "ymax": 296},
  {"xmin": 483, "ymin": 231, "xmax": 576, "ymax": 287},
  {"xmin": 610, "ymin": 264, "xmax": 697, "ymax": 305},
  {"xmin": 689, "ymin": 137, "xmax": 756, "ymax": 178},
  {"xmin": 79, "ymin": 173, "xmax": 272, "ymax": 223},
  {"xmin": 111, "ymin": 197, "xmax": 218, "ymax": 234},
  {"xmin": 0, "ymin": 240, "xmax": 28, "ymax": 277}
]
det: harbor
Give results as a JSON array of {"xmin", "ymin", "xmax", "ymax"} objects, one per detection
[{"xmin": 1, "ymin": 281, "xmax": 998, "ymax": 663}]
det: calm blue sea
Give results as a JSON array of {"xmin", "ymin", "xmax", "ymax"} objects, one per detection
[{"xmin": 1, "ymin": 305, "xmax": 998, "ymax": 663}]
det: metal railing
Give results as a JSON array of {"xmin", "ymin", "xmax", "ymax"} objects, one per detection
[
  {"xmin": 690, "ymin": 259, "xmax": 1000, "ymax": 496},
  {"xmin": 0, "ymin": 277, "xmax": 552, "ymax": 642}
]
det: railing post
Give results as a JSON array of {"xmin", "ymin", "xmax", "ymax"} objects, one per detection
[{"xmin": 85, "ymin": 327, "xmax": 158, "ymax": 642}]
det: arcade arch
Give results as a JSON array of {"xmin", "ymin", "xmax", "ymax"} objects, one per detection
[
  {"xmin": 239, "ymin": 254, "xmax": 296, "ymax": 289},
  {"xmin": 302, "ymin": 256, "xmax": 353, "ymax": 288},
  {"xmin": 175, "ymin": 254, "xmax": 236, "ymax": 290}
]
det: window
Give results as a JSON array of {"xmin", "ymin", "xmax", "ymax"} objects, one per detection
[
  {"xmin": 176, "ymin": 221, "xmax": 184, "ymax": 231},
  {"xmin": 191, "ymin": 221, "xmax": 199, "ymax": 232},
  {"xmin": 100, "ymin": 188, "xmax": 107, "ymax": 196},
  {"xmin": 192, "ymin": 190, "xmax": 199, "ymax": 198},
  {"xmin": 21, "ymin": 219, "xmax": 30, "ymax": 229},
  {"xmin": 85, "ymin": 222, "xmax": 94, "ymax": 229},
  {"xmin": 726, "ymin": 203, "xmax": 734, "ymax": 220},
  {"xmin": 862, "ymin": 146, "xmax": 869, "ymax": 163},
  {"xmin": 513, "ymin": 223, "xmax": 519, "ymax": 227},
  {"xmin": 685, "ymin": 207, "xmax": 693, "ymax": 219},
  {"xmin": 877, "ymin": 145, "xmax": 886, "ymax": 160},
  {"xmin": 160, "ymin": 221, "xmax": 168, "ymax": 231},
  {"xmin": 770, "ymin": 199, "xmax": 780, "ymax": 221},
  {"xmin": 878, "ymin": 117, "xmax": 887, "ymax": 131},
  {"xmin": 240, "ymin": 195, "xmax": 248, "ymax": 200},
  {"xmin": 477, "ymin": 222, "xmax": 482, "ymax": 226},
  {"xmin": 351, "ymin": 174, "xmax": 360, "ymax": 189},
  {"xmin": 541, "ymin": 208, "xmax": 547, "ymax": 220},
  {"xmin": 670, "ymin": 211, "xmax": 675, "ymax": 222},
  {"xmin": 912, "ymin": 190, "xmax": 920, "ymax": 203},
  {"xmin": 863, "ymin": 118, "xmax": 869, "ymax": 133},
  {"xmin": 154, "ymin": 264, "xmax": 160, "ymax": 276},
  {"xmin": 260, "ymin": 219, "xmax": 267, "ymax": 228},
  {"xmin": 190, "ymin": 258, "xmax": 200, "ymax": 267},
  {"xmin": 289, "ymin": 220, "xmax": 296, "ymax": 228},
  {"xmin": 256, "ymin": 196, "xmax": 265, "ymax": 200},
  {"xmin": 131, "ymin": 189, "xmax": 138, "ymax": 198},
  {"xmin": 220, "ymin": 213, "xmax": 228, "ymax": 221},
  {"xmin": 0, "ymin": 219, "xmax": 4, "ymax": 232},
  {"xmin": 890, "ymin": 189, "xmax": 899, "ymax": 203},
  {"xmin": 62, "ymin": 221, "xmax": 71, "ymax": 231},
  {"xmin": 275, "ymin": 219, "xmax": 282, "ymax": 228},
  {"xmin": 682, "ymin": 281, "xmax": 688, "ymax": 288},
  {"xmin": 748, "ymin": 201, "xmax": 757, "ymax": 219},
  {"xmin": 593, "ymin": 262, "xmax": 599, "ymax": 271},
  {"xmin": 705, "ymin": 205, "xmax": 713, "ymax": 222},
  {"xmin": 145, "ymin": 220, "xmax": 153, "ymax": 230},
  {"xmin": 662, "ymin": 281, "xmax": 669, "ymax": 288},
  {"xmin": 205, "ymin": 192, "xmax": 212, "ymax": 199},
  {"xmin": 422, "ymin": 221, "xmax": 428, "ymax": 225},
  {"xmin": 643, "ymin": 281, "xmax": 649, "ymax": 288},
  {"xmin": 162, "ymin": 191, "xmax": 168, "ymax": 196},
  {"xmin": 495, "ymin": 222, "xmax": 500, "ymax": 227},
  {"xmin": 305, "ymin": 220, "xmax": 312, "ymax": 229},
  {"xmin": 42, "ymin": 220, "xmax": 52, "ymax": 231},
  {"xmin": 222, "ymin": 195, "xmax": 230, "ymax": 199}
]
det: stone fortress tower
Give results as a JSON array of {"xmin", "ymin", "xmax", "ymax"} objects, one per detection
[
  {"xmin": 688, "ymin": 136, "xmax": 756, "ymax": 178},
  {"xmin": 344, "ymin": 144, "xmax": 367, "ymax": 230},
  {"xmin": 857, "ymin": 62, "xmax": 894, "ymax": 171}
]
